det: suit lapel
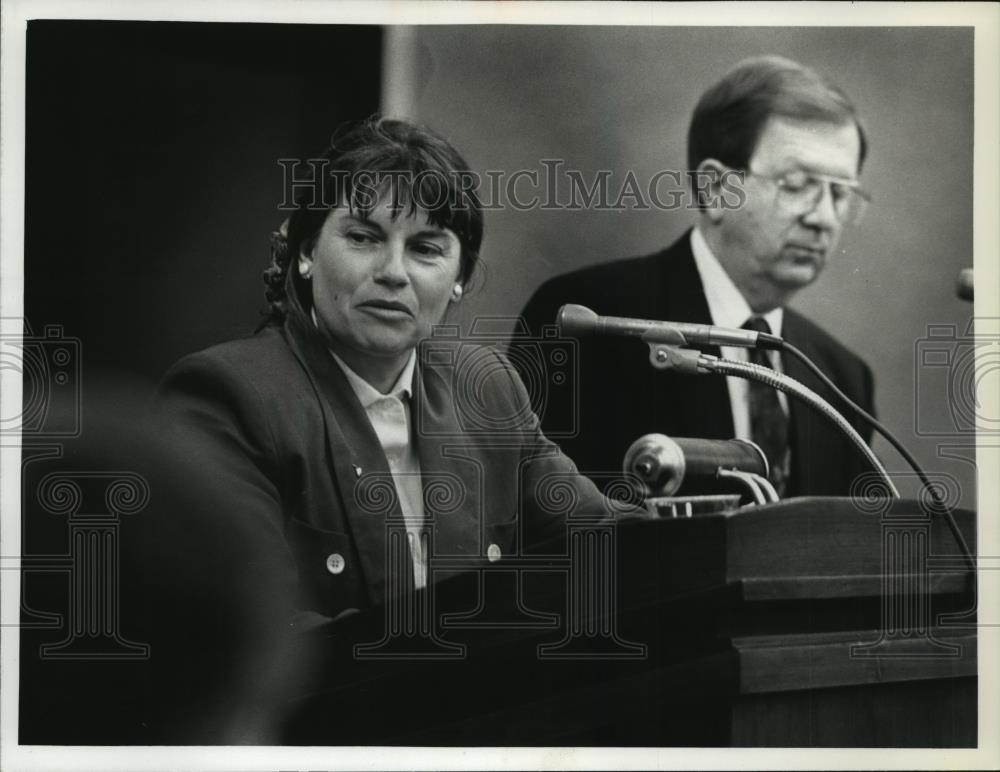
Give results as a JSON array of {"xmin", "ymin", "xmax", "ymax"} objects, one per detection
[
  {"xmin": 658, "ymin": 233, "xmax": 735, "ymax": 439},
  {"xmin": 282, "ymin": 310, "xmax": 410, "ymax": 606},
  {"xmin": 781, "ymin": 311, "xmax": 828, "ymax": 496},
  {"xmin": 413, "ymin": 344, "xmax": 482, "ymax": 560}
]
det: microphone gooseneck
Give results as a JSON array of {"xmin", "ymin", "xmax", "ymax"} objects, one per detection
[
  {"xmin": 554, "ymin": 303, "xmax": 973, "ymax": 573},
  {"xmin": 556, "ymin": 304, "xmax": 782, "ymax": 350},
  {"xmin": 702, "ymin": 355, "xmax": 901, "ymax": 498}
]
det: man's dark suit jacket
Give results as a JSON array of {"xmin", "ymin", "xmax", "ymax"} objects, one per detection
[{"xmin": 513, "ymin": 230, "xmax": 875, "ymax": 498}]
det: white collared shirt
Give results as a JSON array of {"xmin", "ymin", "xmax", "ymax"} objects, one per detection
[
  {"xmin": 690, "ymin": 227, "xmax": 789, "ymax": 440},
  {"xmin": 326, "ymin": 345, "xmax": 428, "ymax": 591}
]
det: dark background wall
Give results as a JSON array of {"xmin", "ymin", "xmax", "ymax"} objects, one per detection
[
  {"xmin": 20, "ymin": 21, "xmax": 383, "ymax": 744},
  {"xmin": 25, "ymin": 21, "xmax": 383, "ymax": 379},
  {"xmin": 385, "ymin": 26, "xmax": 977, "ymax": 507}
]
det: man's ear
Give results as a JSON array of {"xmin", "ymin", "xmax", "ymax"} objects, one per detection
[{"xmin": 693, "ymin": 159, "xmax": 731, "ymax": 225}]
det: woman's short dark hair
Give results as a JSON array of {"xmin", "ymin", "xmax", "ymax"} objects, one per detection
[
  {"xmin": 263, "ymin": 117, "xmax": 484, "ymax": 324},
  {"xmin": 687, "ymin": 55, "xmax": 867, "ymax": 189}
]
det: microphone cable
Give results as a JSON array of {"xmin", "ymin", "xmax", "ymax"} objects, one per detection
[
  {"xmin": 555, "ymin": 303, "xmax": 975, "ymax": 574},
  {"xmin": 779, "ymin": 340, "xmax": 976, "ymax": 575},
  {"xmin": 703, "ymin": 356, "xmax": 899, "ymax": 498}
]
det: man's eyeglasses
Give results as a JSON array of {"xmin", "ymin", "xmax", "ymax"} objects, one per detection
[{"xmin": 744, "ymin": 169, "xmax": 870, "ymax": 225}]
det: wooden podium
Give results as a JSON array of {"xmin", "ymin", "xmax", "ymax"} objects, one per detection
[{"xmin": 284, "ymin": 498, "xmax": 977, "ymax": 747}]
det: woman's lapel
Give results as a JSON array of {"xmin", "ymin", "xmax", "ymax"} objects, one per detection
[
  {"xmin": 282, "ymin": 309, "xmax": 411, "ymax": 606},
  {"xmin": 412, "ymin": 342, "xmax": 484, "ymax": 561}
]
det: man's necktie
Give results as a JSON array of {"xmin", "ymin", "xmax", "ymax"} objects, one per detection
[{"xmin": 742, "ymin": 317, "xmax": 789, "ymax": 496}]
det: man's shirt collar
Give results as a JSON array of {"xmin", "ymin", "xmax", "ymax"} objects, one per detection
[{"xmin": 690, "ymin": 227, "xmax": 784, "ymax": 336}]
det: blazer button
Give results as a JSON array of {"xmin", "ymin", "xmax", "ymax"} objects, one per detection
[
  {"xmin": 326, "ymin": 553, "xmax": 346, "ymax": 575},
  {"xmin": 487, "ymin": 543, "xmax": 502, "ymax": 563}
]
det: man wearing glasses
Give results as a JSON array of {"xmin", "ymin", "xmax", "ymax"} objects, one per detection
[{"xmin": 514, "ymin": 55, "xmax": 874, "ymax": 498}]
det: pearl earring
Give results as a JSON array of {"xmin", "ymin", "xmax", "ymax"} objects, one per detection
[{"xmin": 452, "ymin": 283, "xmax": 464, "ymax": 301}]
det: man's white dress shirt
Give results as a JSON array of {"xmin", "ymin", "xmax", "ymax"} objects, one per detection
[{"xmin": 689, "ymin": 227, "xmax": 789, "ymax": 440}]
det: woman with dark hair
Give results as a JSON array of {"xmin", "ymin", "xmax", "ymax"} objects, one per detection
[
  {"xmin": 145, "ymin": 117, "xmax": 633, "ymax": 742},
  {"xmin": 262, "ymin": 117, "xmax": 485, "ymax": 331}
]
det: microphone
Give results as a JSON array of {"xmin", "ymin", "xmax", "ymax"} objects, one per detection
[
  {"xmin": 557, "ymin": 304, "xmax": 782, "ymax": 350},
  {"xmin": 623, "ymin": 433, "xmax": 768, "ymax": 497},
  {"xmin": 956, "ymin": 268, "xmax": 974, "ymax": 301}
]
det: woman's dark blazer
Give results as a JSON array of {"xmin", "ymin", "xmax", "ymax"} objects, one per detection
[
  {"xmin": 135, "ymin": 307, "xmax": 628, "ymax": 741},
  {"xmin": 152, "ymin": 306, "xmax": 615, "ymax": 626}
]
